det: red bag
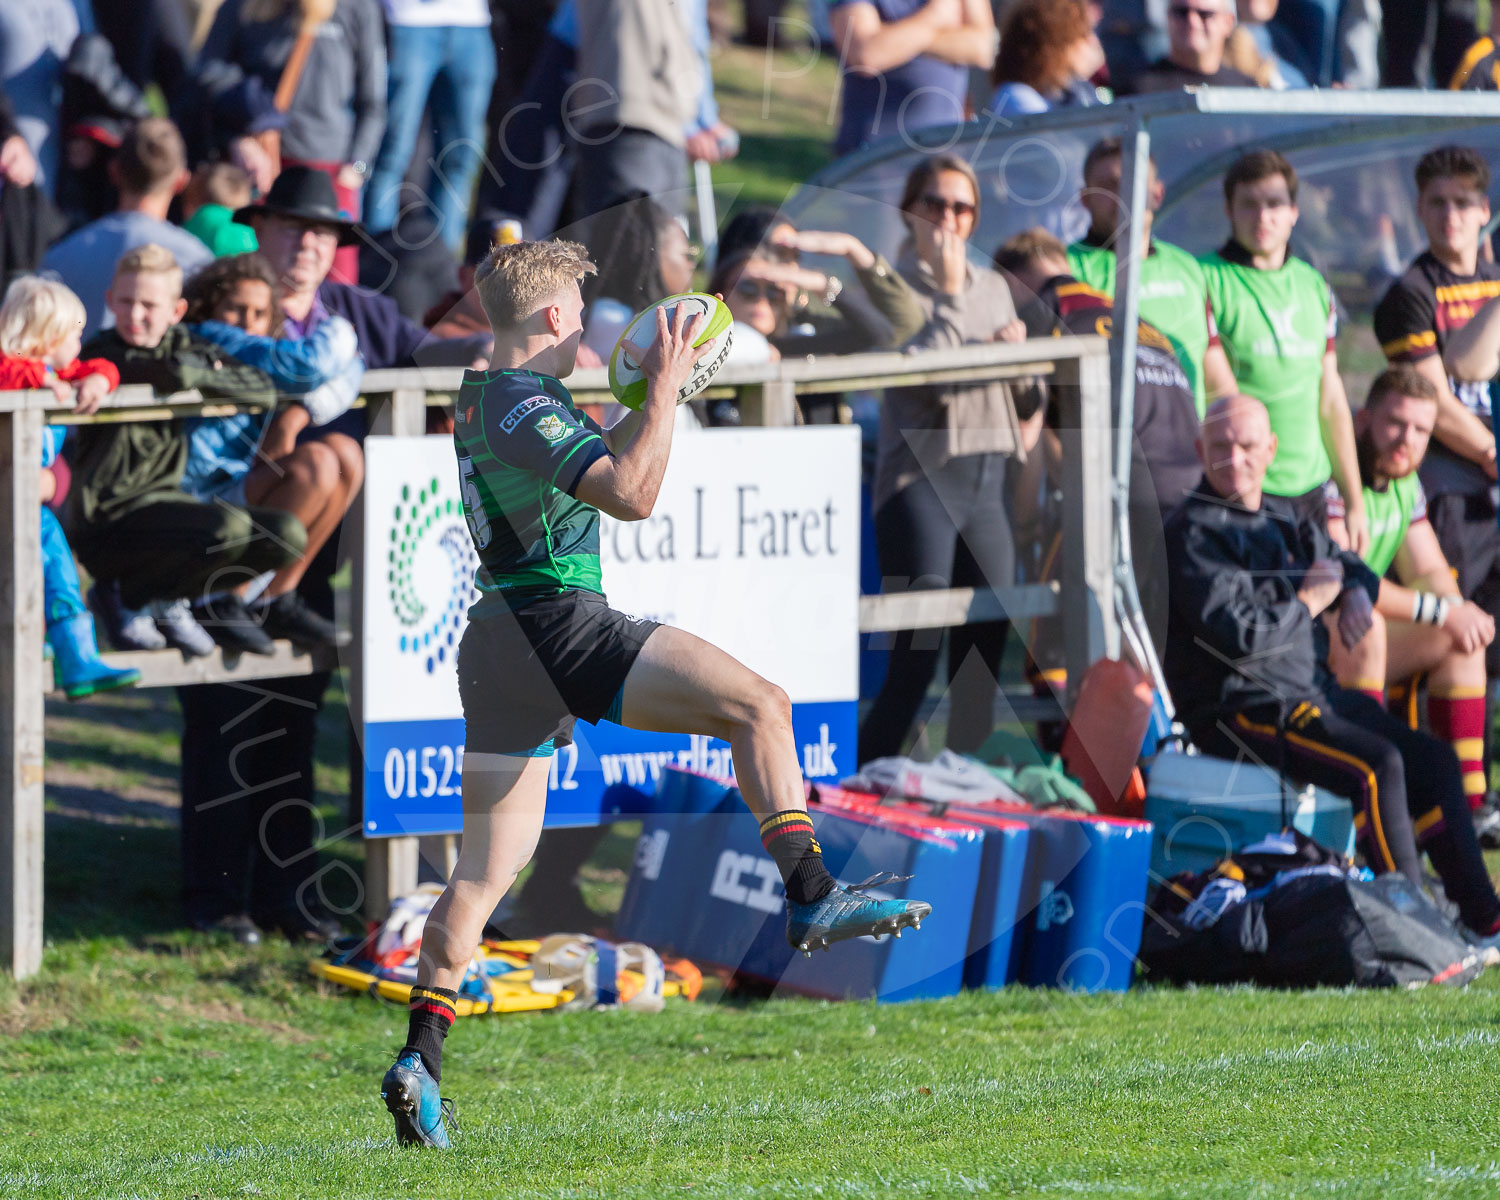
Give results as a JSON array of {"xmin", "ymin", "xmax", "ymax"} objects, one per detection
[{"xmin": 1060, "ymin": 658, "xmax": 1152, "ymax": 818}]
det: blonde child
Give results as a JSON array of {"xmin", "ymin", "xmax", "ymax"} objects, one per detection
[{"xmin": 0, "ymin": 277, "xmax": 139, "ymax": 697}]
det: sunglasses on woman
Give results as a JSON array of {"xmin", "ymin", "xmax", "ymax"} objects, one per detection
[
  {"xmin": 918, "ymin": 194, "xmax": 976, "ymax": 220},
  {"xmin": 734, "ymin": 278, "xmax": 785, "ymax": 302}
]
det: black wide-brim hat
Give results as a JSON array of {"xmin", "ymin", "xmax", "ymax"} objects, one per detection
[{"xmin": 233, "ymin": 165, "xmax": 361, "ymax": 246}]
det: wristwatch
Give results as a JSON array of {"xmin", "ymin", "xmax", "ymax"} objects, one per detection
[{"xmin": 822, "ymin": 274, "xmax": 843, "ymax": 307}]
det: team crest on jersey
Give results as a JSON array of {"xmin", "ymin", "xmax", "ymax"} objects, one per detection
[
  {"xmin": 535, "ymin": 413, "xmax": 570, "ymax": 443},
  {"xmin": 502, "ymin": 394, "xmax": 564, "ymax": 433}
]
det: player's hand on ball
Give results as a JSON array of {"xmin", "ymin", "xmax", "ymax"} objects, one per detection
[
  {"xmin": 619, "ymin": 305, "xmax": 716, "ymax": 404},
  {"xmin": 609, "ymin": 293, "xmax": 733, "ymax": 408}
]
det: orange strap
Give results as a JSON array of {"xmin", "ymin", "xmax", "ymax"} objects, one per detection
[{"xmin": 274, "ymin": 22, "xmax": 321, "ymax": 112}]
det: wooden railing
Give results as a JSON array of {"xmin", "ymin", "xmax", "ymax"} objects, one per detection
[{"xmin": 0, "ymin": 335, "xmax": 1115, "ymax": 978}]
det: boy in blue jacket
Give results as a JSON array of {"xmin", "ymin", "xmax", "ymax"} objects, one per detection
[{"xmin": 179, "ymin": 252, "xmax": 365, "ymax": 650}]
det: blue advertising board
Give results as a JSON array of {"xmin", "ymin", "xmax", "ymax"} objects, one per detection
[
  {"xmin": 361, "ymin": 701, "xmax": 857, "ymax": 835},
  {"xmin": 616, "ymin": 769, "xmax": 982, "ymax": 1002}
]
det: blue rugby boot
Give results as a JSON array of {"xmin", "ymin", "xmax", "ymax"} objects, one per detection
[
  {"xmin": 785, "ymin": 873, "xmax": 932, "ymax": 956},
  {"xmin": 381, "ymin": 1052, "xmax": 455, "ymax": 1148}
]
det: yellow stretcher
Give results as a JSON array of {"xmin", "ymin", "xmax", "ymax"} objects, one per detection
[{"xmin": 309, "ymin": 939, "xmax": 700, "ymax": 1014}]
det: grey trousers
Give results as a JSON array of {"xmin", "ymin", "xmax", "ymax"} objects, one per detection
[{"xmin": 570, "ymin": 126, "xmax": 687, "ymax": 221}]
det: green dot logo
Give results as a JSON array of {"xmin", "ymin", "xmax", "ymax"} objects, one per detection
[{"xmin": 389, "ymin": 474, "xmax": 480, "ymax": 673}]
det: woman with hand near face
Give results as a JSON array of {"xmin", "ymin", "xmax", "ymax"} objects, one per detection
[
  {"xmin": 859, "ymin": 153, "xmax": 1033, "ymax": 766},
  {"xmin": 712, "ymin": 209, "xmax": 924, "ymax": 362}
]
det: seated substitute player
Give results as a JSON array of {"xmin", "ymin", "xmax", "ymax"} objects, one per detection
[
  {"xmin": 1323, "ymin": 367, "xmax": 1496, "ymax": 825},
  {"xmin": 1164, "ymin": 393, "xmax": 1500, "ymax": 949},
  {"xmin": 380, "ymin": 240, "xmax": 932, "ymax": 1148}
]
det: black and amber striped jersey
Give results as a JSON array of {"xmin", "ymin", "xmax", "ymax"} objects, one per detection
[
  {"xmin": 1373, "ymin": 251, "xmax": 1500, "ymax": 498},
  {"xmin": 1450, "ymin": 37, "xmax": 1500, "ymax": 90},
  {"xmin": 1021, "ymin": 276, "xmax": 1202, "ymax": 512}
]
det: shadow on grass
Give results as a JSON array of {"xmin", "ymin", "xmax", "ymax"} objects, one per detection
[
  {"xmin": 44, "ymin": 811, "xmax": 181, "ymax": 942},
  {"xmin": 42, "ymin": 737, "xmax": 184, "ymax": 786},
  {"xmin": 46, "ymin": 783, "xmax": 178, "ymax": 827},
  {"xmin": 43, "ymin": 673, "xmax": 362, "ymax": 951},
  {"xmin": 716, "ymin": 132, "xmax": 833, "ymax": 214}
]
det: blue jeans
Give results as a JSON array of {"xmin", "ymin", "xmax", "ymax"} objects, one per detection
[
  {"xmin": 366, "ymin": 23, "xmax": 498, "ymax": 250},
  {"xmin": 1269, "ymin": 0, "xmax": 1341, "ymax": 86}
]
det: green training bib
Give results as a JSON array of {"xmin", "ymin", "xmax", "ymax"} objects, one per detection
[
  {"xmin": 1067, "ymin": 239, "xmax": 1213, "ymax": 413},
  {"xmin": 1200, "ymin": 251, "xmax": 1335, "ymax": 498}
]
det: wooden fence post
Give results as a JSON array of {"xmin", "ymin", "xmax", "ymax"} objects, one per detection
[
  {"xmin": 738, "ymin": 379, "xmax": 797, "ymax": 427},
  {"xmin": 357, "ymin": 389, "xmax": 430, "ymax": 920},
  {"xmin": 1, "ymin": 403, "xmax": 45, "ymax": 978},
  {"xmin": 1055, "ymin": 344, "xmax": 1120, "ymax": 704}
]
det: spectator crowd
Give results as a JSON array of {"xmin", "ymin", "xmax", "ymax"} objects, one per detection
[{"xmin": 4, "ymin": 0, "xmax": 1500, "ymax": 950}]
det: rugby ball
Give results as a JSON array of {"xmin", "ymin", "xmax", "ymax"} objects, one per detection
[{"xmin": 608, "ymin": 292, "xmax": 734, "ymax": 410}]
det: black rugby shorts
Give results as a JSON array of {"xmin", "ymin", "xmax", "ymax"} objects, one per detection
[{"xmin": 457, "ymin": 589, "xmax": 660, "ymax": 754}]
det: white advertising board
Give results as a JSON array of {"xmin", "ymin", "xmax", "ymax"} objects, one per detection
[
  {"xmin": 362, "ymin": 427, "xmax": 860, "ymax": 723},
  {"xmin": 361, "ymin": 427, "xmax": 862, "ymax": 834}
]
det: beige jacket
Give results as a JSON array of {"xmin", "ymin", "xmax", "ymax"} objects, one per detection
[
  {"xmin": 873, "ymin": 249, "xmax": 1027, "ymax": 510},
  {"xmin": 575, "ymin": 0, "xmax": 701, "ymax": 149}
]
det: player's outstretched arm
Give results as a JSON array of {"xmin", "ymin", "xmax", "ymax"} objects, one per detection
[{"xmin": 574, "ymin": 306, "xmax": 715, "ymax": 521}]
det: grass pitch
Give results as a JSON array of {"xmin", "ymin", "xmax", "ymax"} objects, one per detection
[{"xmin": 7, "ymin": 689, "xmax": 1500, "ymax": 1199}]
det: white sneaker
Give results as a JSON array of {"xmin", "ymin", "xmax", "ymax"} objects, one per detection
[
  {"xmin": 1472, "ymin": 800, "xmax": 1500, "ymax": 849},
  {"xmin": 89, "ymin": 582, "xmax": 166, "ymax": 651},
  {"xmin": 1463, "ymin": 923, "xmax": 1500, "ymax": 968},
  {"xmin": 151, "ymin": 598, "xmax": 215, "ymax": 658}
]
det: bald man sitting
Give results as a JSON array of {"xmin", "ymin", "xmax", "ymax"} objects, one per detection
[{"xmin": 1163, "ymin": 394, "xmax": 1500, "ymax": 946}]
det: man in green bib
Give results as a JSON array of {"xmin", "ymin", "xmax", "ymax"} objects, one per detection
[
  {"xmin": 1067, "ymin": 136, "xmax": 1237, "ymax": 415},
  {"xmin": 1199, "ymin": 150, "xmax": 1369, "ymax": 554},
  {"xmin": 1324, "ymin": 366, "xmax": 1495, "ymax": 825}
]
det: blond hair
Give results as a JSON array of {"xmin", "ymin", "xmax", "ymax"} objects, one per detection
[
  {"xmin": 112, "ymin": 243, "xmax": 184, "ymax": 298},
  {"xmin": 0, "ymin": 276, "xmax": 87, "ymax": 359},
  {"xmin": 474, "ymin": 239, "xmax": 597, "ymax": 332},
  {"xmin": 993, "ymin": 226, "xmax": 1068, "ymax": 275}
]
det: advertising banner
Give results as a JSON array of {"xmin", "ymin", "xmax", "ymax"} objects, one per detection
[{"xmin": 361, "ymin": 428, "xmax": 861, "ymax": 835}]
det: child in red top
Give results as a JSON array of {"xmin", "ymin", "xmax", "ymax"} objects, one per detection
[
  {"xmin": 0, "ymin": 342, "xmax": 119, "ymax": 407},
  {"xmin": 0, "ymin": 276, "xmax": 137, "ymax": 698},
  {"xmin": 0, "ymin": 284, "xmax": 117, "ymax": 412}
]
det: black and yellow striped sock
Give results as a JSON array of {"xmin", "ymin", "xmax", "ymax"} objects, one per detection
[
  {"xmin": 403, "ymin": 985, "xmax": 458, "ymax": 1083},
  {"xmin": 759, "ymin": 810, "xmax": 836, "ymax": 905}
]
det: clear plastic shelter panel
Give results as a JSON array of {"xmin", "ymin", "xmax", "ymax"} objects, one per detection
[{"xmin": 778, "ymin": 91, "xmax": 1500, "ymax": 335}]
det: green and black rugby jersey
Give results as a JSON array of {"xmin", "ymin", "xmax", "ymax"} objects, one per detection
[
  {"xmin": 453, "ymin": 368, "xmax": 610, "ymax": 615},
  {"xmin": 1199, "ymin": 240, "xmax": 1338, "ymax": 498}
]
